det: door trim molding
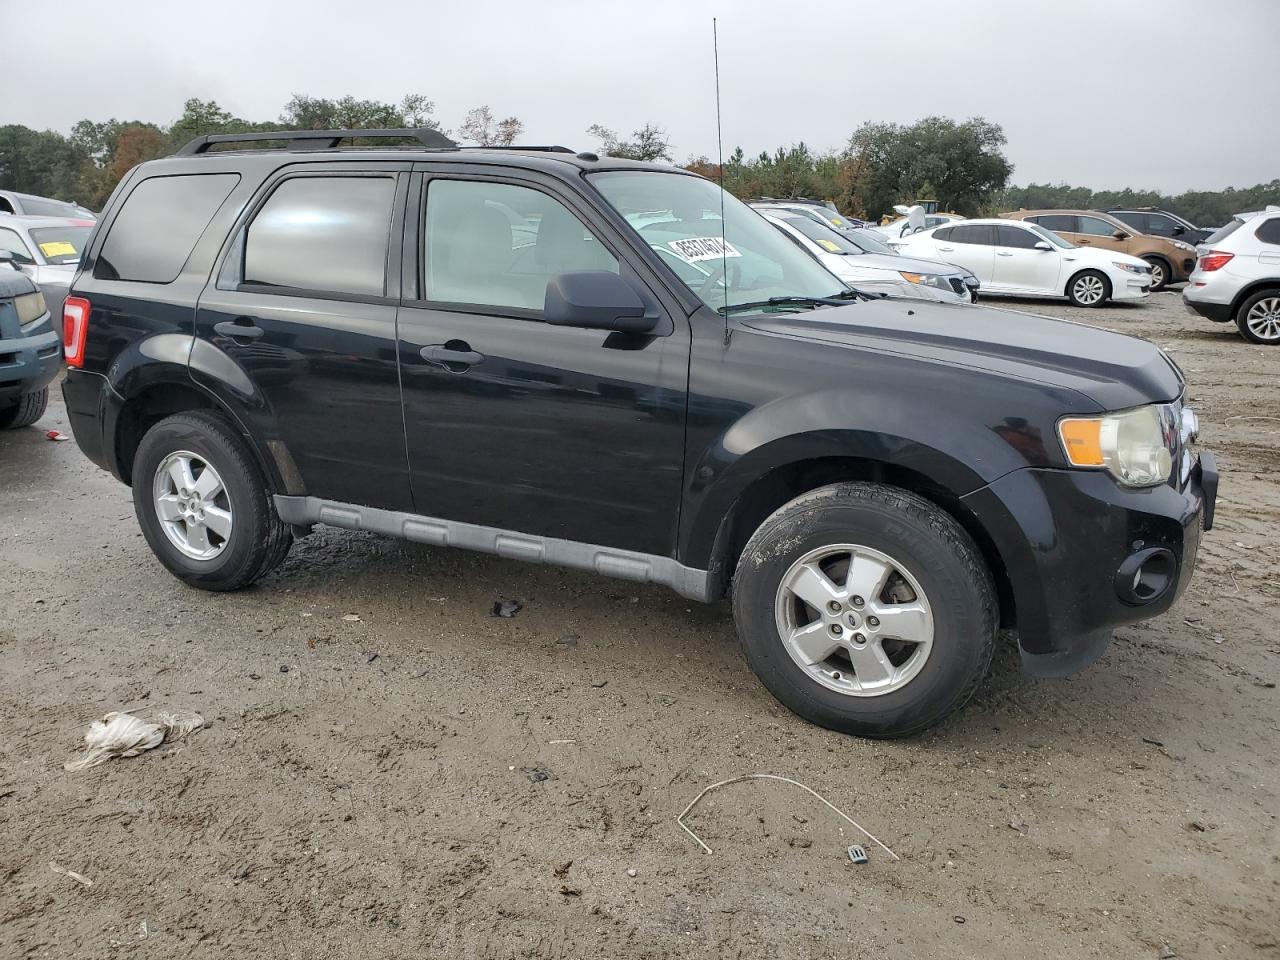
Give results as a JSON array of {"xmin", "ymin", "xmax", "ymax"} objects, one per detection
[{"xmin": 274, "ymin": 495, "xmax": 712, "ymax": 602}]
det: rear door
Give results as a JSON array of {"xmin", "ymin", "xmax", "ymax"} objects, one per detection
[
  {"xmin": 992, "ymin": 224, "xmax": 1062, "ymax": 293},
  {"xmin": 394, "ymin": 165, "xmax": 690, "ymax": 556},
  {"xmin": 931, "ymin": 224, "xmax": 996, "ymax": 284},
  {"xmin": 192, "ymin": 162, "xmax": 414, "ymax": 511},
  {"xmin": 1029, "ymin": 213, "xmax": 1081, "ymax": 245},
  {"xmin": 1075, "ymin": 214, "xmax": 1128, "ymax": 255}
]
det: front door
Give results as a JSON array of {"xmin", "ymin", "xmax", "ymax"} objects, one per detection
[
  {"xmin": 1073, "ymin": 214, "xmax": 1130, "ymax": 255},
  {"xmin": 193, "ymin": 164, "xmax": 414, "ymax": 511},
  {"xmin": 992, "ymin": 224, "xmax": 1063, "ymax": 293},
  {"xmin": 394, "ymin": 169, "xmax": 690, "ymax": 557}
]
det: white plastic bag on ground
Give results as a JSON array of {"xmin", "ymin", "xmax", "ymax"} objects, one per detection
[{"xmin": 64, "ymin": 710, "xmax": 205, "ymax": 771}]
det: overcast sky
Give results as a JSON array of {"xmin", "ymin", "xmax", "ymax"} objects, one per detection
[{"xmin": 7, "ymin": 0, "xmax": 1277, "ymax": 192}]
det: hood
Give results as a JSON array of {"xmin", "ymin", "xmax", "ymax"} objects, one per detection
[
  {"xmin": 740, "ymin": 297, "xmax": 1183, "ymax": 410},
  {"xmin": 881, "ymin": 253, "xmax": 969, "ymax": 277},
  {"xmin": 1064, "ymin": 244, "xmax": 1147, "ymax": 270}
]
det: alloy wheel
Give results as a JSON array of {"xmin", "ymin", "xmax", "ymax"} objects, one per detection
[
  {"xmin": 152, "ymin": 451, "xmax": 233, "ymax": 560},
  {"xmin": 1245, "ymin": 296, "xmax": 1280, "ymax": 342},
  {"xmin": 1072, "ymin": 275, "xmax": 1106, "ymax": 305},
  {"xmin": 774, "ymin": 544, "xmax": 934, "ymax": 697}
]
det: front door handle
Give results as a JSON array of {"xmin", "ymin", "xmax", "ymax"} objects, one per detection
[
  {"xmin": 421, "ymin": 342, "xmax": 484, "ymax": 369},
  {"xmin": 996, "ymin": 251, "xmax": 1013, "ymax": 257},
  {"xmin": 1076, "ymin": 239, "xmax": 1091, "ymax": 244},
  {"xmin": 213, "ymin": 320, "xmax": 264, "ymax": 340},
  {"xmin": 937, "ymin": 246, "xmax": 955, "ymax": 252}
]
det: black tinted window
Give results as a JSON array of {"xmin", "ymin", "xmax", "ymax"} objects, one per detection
[
  {"xmin": 97, "ymin": 174, "xmax": 239, "ymax": 283},
  {"xmin": 1111, "ymin": 211, "xmax": 1148, "ymax": 232},
  {"xmin": 949, "ymin": 224, "xmax": 995, "ymax": 245},
  {"xmin": 245, "ymin": 176, "xmax": 396, "ymax": 297},
  {"xmin": 933, "ymin": 226, "xmax": 953, "ymax": 241},
  {"xmin": 1255, "ymin": 218, "xmax": 1280, "ymax": 245},
  {"xmin": 1033, "ymin": 214, "xmax": 1077, "ymax": 232},
  {"xmin": 996, "ymin": 225, "xmax": 1043, "ymax": 249}
]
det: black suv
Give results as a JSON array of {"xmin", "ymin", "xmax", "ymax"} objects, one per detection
[
  {"xmin": 1108, "ymin": 207, "xmax": 1213, "ymax": 245},
  {"xmin": 61, "ymin": 128, "xmax": 1218, "ymax": 738}
]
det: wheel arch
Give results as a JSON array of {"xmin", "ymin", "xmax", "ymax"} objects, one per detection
[
  {"xmin": 699, "ymin": 454, "xmax": 1016, "ymax": 629},
  {"xmin": 1064, "ymin": 267, "xmax": 1112, "ymax": 301},
  {"xmin": 1230, "ymin": 279, "xmax": 1280, "ymax": 319}
]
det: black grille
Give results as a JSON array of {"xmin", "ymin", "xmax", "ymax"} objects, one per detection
[{"xmin": 948, "ymin": 278, "xmax": 967, "ymax": 296}]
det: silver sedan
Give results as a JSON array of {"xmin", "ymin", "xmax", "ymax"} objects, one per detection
[{"xmin": 0, "ymin": 215, "xmax": 95, "ymax": 315}]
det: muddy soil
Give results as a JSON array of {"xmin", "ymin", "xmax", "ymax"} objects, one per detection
[{"xmin": 1, "ymin": 290, "xmax": 1276, "ymax": 959}]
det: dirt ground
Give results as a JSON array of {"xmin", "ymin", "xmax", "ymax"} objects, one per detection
[{"xmin": 2, "ymin": 289, "xmax": 1277, "ymax": 959}]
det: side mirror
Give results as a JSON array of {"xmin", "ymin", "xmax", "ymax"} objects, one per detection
[
  {"xmin": 1171, "ymin": 225, "xmax": 1185, "ymax": 236},
  {"xmin": 0, "ymin": 250, "xmax": 20, "ymax": 270},
  {"xmin": 1034, "ymin": 241, "xmax": 1052, "ymax": 251},
  {"xmin": 544, "ymin": 271, "xmax": 655, "ymax": 334},
  {"xmin": 1113, "ymin": 230, "xmax": 1129, "ymax": 240}
]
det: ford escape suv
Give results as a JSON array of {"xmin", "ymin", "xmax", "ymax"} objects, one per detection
[{"xmin": 60, "ymin": 128, "xmax": 1218, "ymax": 738}]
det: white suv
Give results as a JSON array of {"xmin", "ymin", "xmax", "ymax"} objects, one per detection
[{"xmin": 1183, "ymin": 208, "xmax": 1280, "ymax": 344}]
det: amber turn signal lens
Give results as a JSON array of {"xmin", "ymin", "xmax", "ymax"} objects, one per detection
[{"xmin": 1058, "ymin": 418, "xmax": 1105, "ymax": 466}]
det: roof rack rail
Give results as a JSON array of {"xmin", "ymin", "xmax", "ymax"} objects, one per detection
[
  {"xmin": 458, "ymin": 145, "xmax": 576, "ymax": 154},
  {"xmin": 174, "ymin": 127, "xmax": 458, "ymax": 156}
]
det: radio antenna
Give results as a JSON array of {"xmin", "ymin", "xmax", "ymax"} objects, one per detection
[{"xmin": 713, "ymin": 17, "xmax": 730, "ymax": 343}]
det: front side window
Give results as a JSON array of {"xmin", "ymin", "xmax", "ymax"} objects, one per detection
[
  {"xmin": 1026, "ymin": 224, "xmax": 1074, "ymax": 249},
  {"xmin": 245, "ymin": 176, "xmax": 395, "ymax": 297},
  {"xmin": 29, "ymin": 226, "xmax": 92, "ymax": 264},
  {"xmin": 995, "ymin": 225, "xmax": 1043, "ymax": 249},
  {"xmin": 0, "ymin": 227, "xmax": 34, "ymax": 261},
  {"xmin": 591, "ymin": 171, "xmax": 846, "ymax": 314},
  {"xmin": 948, "ymin": 224, "xmax": 996, "ymax": 246},
  {"xmin": 98, "ymin": 173, "xmax": 240, "ymax": 283},
  {"xmin": 423, "ymin": 179, "xmax": 618, "ymax": 311},
  {"xmin": 1078, "ymin": 216, "xmax": 1120, "ymax": 237}
]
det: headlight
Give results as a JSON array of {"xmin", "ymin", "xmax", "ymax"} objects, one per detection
[
  {"xmin": 1058, "ymin": 404, "xmax": 1174, "ymax": 487},
  {"xmin": 899, "ymin": 271, "xmax": 949, "ymax": 290},
  {"xmin": 14, "ymin": 291, "xmax": 48, "ymax": 325},
  {"xmin": 1172, "ymin": 240, "xmax": 1194, "ymax": 251},
  {"xmin": 1112, "ymin": 261, "xmax": 1148, "ymax": 275}
]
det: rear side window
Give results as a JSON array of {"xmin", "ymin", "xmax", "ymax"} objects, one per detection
[
  {"xmin": 933, "ymin": 226, "xmax": 952, "ymax": 241},
  {"xmin": 97, "ymin": 174, "xmax": 239, "ymax": 283},
  {"xmin": 996, "ymin": 225, "xmax": 1042, "ymax": 249},
  {"xmin": 1255, "ymin": 218, "xmax": 1280, "ymax": 245},
  {"xmin": 1032, "ymin": 214, "xmax": 1077, "ymax": 232},
  {"xmin": 244, "ymin": 176, "xmax": 396, "ymax": 297},
  {"xmin": 949, "ymin": 224, "xmax": 995, "ymax": 245}
]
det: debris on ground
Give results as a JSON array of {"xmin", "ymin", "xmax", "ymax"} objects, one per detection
[
  {"xmin": 520, "ymin": 766, "xmax": 551, "ymax": 783},
  {"xmin": 554, "ymin": 860, "xmax": 573, "ymax": 878},
  {"xmin": 676, "ymin": 773, "xmax": 899, "ymax": 860},
  {"xmin": 626, "ymin": 868, "xmax": 637, "ymax": 878},
  {"xmin": 64, "ymin": 710, "xmax": 204, "ymax": 771},
  {"xmin": 365, "ymin": 652, "xmax": 379, "ymax": 663},
  {"xmin": 342, "ymin": 614, "xmax": 362, "ymax": 622},
  {"xmin": 49, "ymin": 861, "xmax": 93, "ymax": 886},
  {"xmin": 279, "ymin": 664, "xmax": 289, "ymax": 673},
  {"xmin": 1008, "ymin": 819, "xmax": 1029, "ymax": 834},
  {"xmin": 492, "ymin": 599, "xmax": 522, "ymax": 618},
  {"xmin": 557, "ymin": 884, "xmax": 581, "ymax": 897},
  {"xmin": 590, "ymin": 679, "xmax": 608, "ymax": 688},
  {"xmin": 45, "ymin": 430, "xmax": 71, "ymax": 442},
  {"xmin": 847, "ymin": 844, "xmax": 869, "ymax": 864},
  {"xmin": 1142, "ymin": 737, "xmax": 1165, "ymax": 747}
]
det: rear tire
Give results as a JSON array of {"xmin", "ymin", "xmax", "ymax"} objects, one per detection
[
  {"xmin": 132, "ymin": 411, "xmax": 291, "ymax": 591},
  {"xmin": 0, "ymin": 387, "xmax": 48, "ymax": 429},
  {"xmin": 1235, "ymin": 289, "xmax": 1280, "ymax": 345},
  {"xmin": 1067, "ymin": 270, "xmax": 1111, "ymax": 307},
  {"xmin": 731, "ymin": 483, "xmax": 996, "ymax": 738},
  {"xmin": 1142, "ymin": 256, "xmax": 1170, "ymax": 292}
]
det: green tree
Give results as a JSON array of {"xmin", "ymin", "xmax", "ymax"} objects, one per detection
[
  {"xmin": 842, "ymin": 116, "xmax": 1013, "ymax": 219},
  {"xmin": 0, "ymin": 125, "xmax": 91, "ymax": 203}
]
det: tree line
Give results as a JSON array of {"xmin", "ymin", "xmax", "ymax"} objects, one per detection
[{"xmin": 2, "ymin": 97, "xmax": 1275, "ymax": 227}]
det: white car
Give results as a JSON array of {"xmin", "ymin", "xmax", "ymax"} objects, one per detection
[
  {"xmin": 761, "ymin": 212, "xmax": 978, "ymax": 303},
  {"xmin": 873, "ymin": 212, "xmax": 966, "ymax": 243},
  {"xmin": 0, "ymin": 215, "xmax": 95, "ymax": 315},
  {"xmin": 893, "ymin": 218, "xmax": 1153, "ymax": 307},
  {"xmin": 1182, "ymin": 207, "xmax": 1280, "ymax": 344}
]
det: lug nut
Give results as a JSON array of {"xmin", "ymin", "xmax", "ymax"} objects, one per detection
[
  {"xmin": 830, "ymin": 624, "xmax": 843, "ymax": 636},
  {"xmin": 827, "ymin": 601, "xmax": 842, "ymax": 614},
  {"xmin": 852, "ymin": 633, "xmax": 866, "ymax": 645},
  {"xmin": 867, "ymin": 616, "xmax": 880, "ymax": 627},
  {"xmin": 851, "ymin": 595, "xmax": 864, "ymax": 607}
]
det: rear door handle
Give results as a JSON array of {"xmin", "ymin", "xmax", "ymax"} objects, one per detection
[
  {"xmin": 421, "ymin": 343, "xmax": 484, "ymax": 369},
  {"xmin": 996, "ymin": 251, "xmax": 1014, "ymax": 257},
  {"xmin": 213, "ymin": 320, "xmax": 264, "ymax": 340},
  {"xmin": 937, "ymin": 246, "xmax": 955, "ymax": 252}
]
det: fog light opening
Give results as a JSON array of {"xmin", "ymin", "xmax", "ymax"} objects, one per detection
[{"xmin": 1115, "ymin": 548, "xmax": 1177, "ymax": 605}]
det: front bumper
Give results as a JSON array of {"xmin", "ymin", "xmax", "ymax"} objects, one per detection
[
  {"xmin": 962, "ymin": 453, "xmax": 1216, "ymax": 677},
  {"xmin": 0, "ymin": 316, "xmax": 62, "ymax": 400}
]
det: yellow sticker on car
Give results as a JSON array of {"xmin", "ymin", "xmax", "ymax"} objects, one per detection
[
  {"xmin": 817, "ymin": 239, "xmax": 841, "ymax": 252},
  {"xmin": 39, "ymin": 241, "xmax": 78, "ymax": 258},
  {"xmin": 830, "ymin": 218, "xmax": 843, "ymax": 226}
]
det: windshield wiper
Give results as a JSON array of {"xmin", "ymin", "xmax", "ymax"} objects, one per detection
[{"xmin": 719, "ymin": 289, "xmax": 880, "ymax": 316}]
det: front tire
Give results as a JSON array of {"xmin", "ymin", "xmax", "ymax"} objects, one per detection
[
  {"xmin": 0, "ymin": 387, "xmax": 48, "ymax": 429},
  {"xmin": 1235, "ymin": 289, "xmax": 1280, "ymax": 345},
  {"xmin": 132, "ymin": 411, "xmax": 292, "ymax": 591},
  {"xmin": 1142, "ymin": 256, "xmax": 1169, "ymax": 292},
  {"xmin": 732, "ymin": 483, "xmax": 996, "ymax": 738},
  {"xmin": 1067, "ymin": 270, "xmax": 1111, "ymax": 307}
]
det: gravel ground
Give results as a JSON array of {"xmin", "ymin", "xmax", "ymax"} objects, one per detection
[{"xmin": 1, "ymin": 288, "xmax": 1276, "ymax": 959}]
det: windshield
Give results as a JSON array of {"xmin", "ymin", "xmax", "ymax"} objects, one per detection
[
  {"xmin": 590, "ymin": 171, "xmax": 847, "ymax": 314},
  {"xmin": 842, "ymin": 228, "xmax": 895, "ymax": 255},
  {"xmin": 29, "ymin": 226, "xmax": 92, "ymax": 265},
  {"xmin": 782, "ymin": 216, "xmax": 865, "ymax": 255},
  {"xmin": 1026, "ymin": 223, "xmax": 1075, "ymax": 249},
  {"xmin": 18, "ymin": 196, "xmax": 83, "ymax": 218}
]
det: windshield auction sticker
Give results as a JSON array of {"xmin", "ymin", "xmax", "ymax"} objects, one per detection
[{"xmin": 667, "ymin": 237, "xmax": 742, "ymax": 263}]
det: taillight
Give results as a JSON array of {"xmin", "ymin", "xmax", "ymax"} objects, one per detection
[
  {"xmin": 63, "ymin": 296, "xmax": 91, "ymax": 368},
  {"xmin": 1198, "ymin": 251, "xmax": 1234, "ymax": 272}
]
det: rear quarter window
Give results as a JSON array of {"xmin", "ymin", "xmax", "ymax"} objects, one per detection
[
  {"xmin": 1255, "ymin": 218, "xmax": 1280, "ymax": 246},
  {"xmin": 96, "ymin": 173, "xmax": 240, "ymax": 283}
]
